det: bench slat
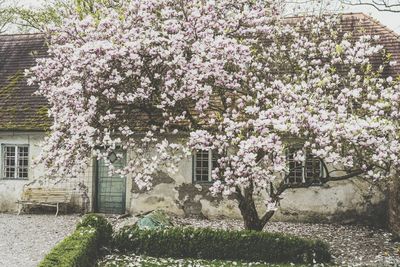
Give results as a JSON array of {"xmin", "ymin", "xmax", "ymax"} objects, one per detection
[{"xmin": 18, "ymin": 188, "xmax": 72, "ymax": 216}]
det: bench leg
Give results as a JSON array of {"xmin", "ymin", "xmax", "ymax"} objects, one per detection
[
  {"xmin": 55, "ymin": 203, "xmax": 59, "ymax": 217},
  {"xmin": 17, "ymin": 203, "xmax": 22, "ymax": 215}
]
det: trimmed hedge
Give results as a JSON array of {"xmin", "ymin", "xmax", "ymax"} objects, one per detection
[
  {"xmin": 37, "ymin": 226, "xmax": 98, "ymax": 267},
  {"xmin": 77, "ymin": 213, "xmax": 113, "ymax": 246},
  {"xmin": 38, "ymin": 214, "xmax": 112, "ymax": 267},
  {"xmin": 113, "ymin": 226, "xmax": 331, "ymax": 264}
]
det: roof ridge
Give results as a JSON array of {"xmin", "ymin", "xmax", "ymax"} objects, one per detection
[
  {"xmin": 284, "ymin": 12, "xmax": 400, "ymax": 41},
  {"xmin": 0, "ymin": 32, "xmax": 45, "ymax": 38},
  {"xmin": 284, "ymin": 12, "xmax": 364, "ymax": 20},
  {"xmin": 353, "ymin": 13, "xmax": 400, "ymax": 40}
]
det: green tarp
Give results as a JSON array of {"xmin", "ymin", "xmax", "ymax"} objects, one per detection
[{"xmin": 136, "ymin": 210, "xmax": 173, "ymax": 229}]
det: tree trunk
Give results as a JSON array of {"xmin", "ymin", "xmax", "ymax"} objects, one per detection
[
  {"xmin": 236, "ymin": 186, "xmax": 276, "ymax": 231},
  {"xmin": 238, "ymin": 194, "xmax": 264, "ymax": 231},
  {"xmin": 388, "ymin": 171, "xmax": 400, "ymax": 238}
]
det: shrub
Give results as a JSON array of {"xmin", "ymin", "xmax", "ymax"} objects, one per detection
[
  {"xmin": 38, "ymin": 214, "xmax": 112, "ymax": 267},
  {"xmin": 77, "ymin": 213, "xmax": 113, "ymax": 246},
  {"xmin": 37, "ymin": 226, "xmax": 98, "ymax": 267},
  {"xmin": 113, "ymin": 226, "xmax": 331, "ymax": 264}
]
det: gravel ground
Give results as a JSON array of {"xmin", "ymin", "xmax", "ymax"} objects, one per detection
[
  {"xmin": 0, "ymin": 214, "xmax": 79, "ymax": 267},
  {"xmin": 113, "ymin": 216, "xmax": 400, "ymax": 266}
]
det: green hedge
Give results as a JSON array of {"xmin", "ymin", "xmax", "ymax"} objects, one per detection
[
  {"xmin": 38, "ymin": 214, "xmax": 112, "ymax": 267},
  {"xmin": 77, "ymin": 213, "xmax": 113, "ymax": 246},
  {"xmin": 37, "ymin": 226, "xmax": 98, "ymax": 267},
  {"xmin": 113, "ymin": 226, "xmax": 331, "ymax": 264}
]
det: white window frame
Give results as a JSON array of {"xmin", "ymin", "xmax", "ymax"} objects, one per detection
[
  {"xmin": 1, "ymin": 144, "xmax": 29, "ymax": 180},
  {"xmin": 193, "ymin": 150, "xmax": 216, "ymax": 183},
  {"xmin": 286, "ymin": 148, "xmax": 323, "ymax": 185}
]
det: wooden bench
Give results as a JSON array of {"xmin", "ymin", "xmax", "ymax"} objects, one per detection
[{"xmin": 17, "ymin": 188, "xmax": 72, "ymax": 216}]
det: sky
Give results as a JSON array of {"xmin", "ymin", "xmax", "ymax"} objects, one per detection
[
  {"xmin": 338, "ymin": 3, "xmax": 400, "ymax": 33},
  {"xmin": 6, "ymin": 0, "xmax": 400, "ymax": 33}
]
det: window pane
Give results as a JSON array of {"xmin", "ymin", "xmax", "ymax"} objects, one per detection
[
  {"xmin": 305, "ymin": 156, "xmax": 321, "ymax": 183},
  {"xmin": 194, "ymin": 150, "xmax": 219, "ymax": 182},
  {"xmin": 286, "ymin": 147, "xmax": 322, "ymax": 185},
  {"xmin": 212, "ymin": 152, "xmax": 219, "ymax": 169},
  {"xmin": 6, "ymin": 146, "xmax": 15, "ymax": 156},
  {"xmin": 202, "ymin": 160, "xmax": 208, "ymax": 168},
  {"xmin": 3, "ymin": 145, "xmax": 28, "ymax": 179},
  {"xmin": 5, "ymin": 167, "xmax": 15, "ymax": 179},
  {"xmin": 6, "ymin": 158, "xmax": 15, "ymax": 166},
  {"xmin": 287, "ymin": 148, "xmax": 303, "ymax": 184},
  {"xmin": 16, "ymin": 146, "xmax": 29, "ymax": 179},
  {"xmin": 3, "ymin": 146, "xmax": 16, "ymax": 179},
  {"xmin": 194, "ymin": 150, "xmax": 210, "ymax": 182}
]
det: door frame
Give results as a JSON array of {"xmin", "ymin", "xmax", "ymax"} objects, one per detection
[{"xmin": 93, "ymin": 157, "xmax": 127, "ymax": 214}]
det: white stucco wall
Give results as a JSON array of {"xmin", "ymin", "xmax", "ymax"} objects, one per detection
[
  {"xmin": 0, "ymin": 132, "xmax": 44, "ymax": 211},
  {"xmin": 0, "ymin": 131, "xmax": 92, "ymax": 213}
]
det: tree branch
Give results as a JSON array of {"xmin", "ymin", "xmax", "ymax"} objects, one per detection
[
  {"xmin": 260, "ymin": 162, "xmax": 371, "ymax": 223},
  {"xmin": 328, "ymin": 168, "xmax": 368, "ymax": 181},
  {"xmin": 340, "ymin": 0, "xmax": 400, "ymax": 12}
]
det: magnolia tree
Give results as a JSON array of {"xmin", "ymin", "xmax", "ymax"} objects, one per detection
[{"xmin": 29, "ymin": 0, "xmax": 400, "ymax": 231}]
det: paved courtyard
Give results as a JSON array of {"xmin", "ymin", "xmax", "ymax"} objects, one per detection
[{"xmin": 0, "ymin": 214, "xmax": 79, "ymax": 267}]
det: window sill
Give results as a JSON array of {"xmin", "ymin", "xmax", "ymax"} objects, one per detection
[
  {"xmin": 1, "ymin": 178, "xmax": 29, "ymax": 181},
  {"xmin": 193, "ymin": 180, "xmax": 214, "ymax": 185},
  {"xmin": 286, "ymin": 182, "xmax": 323, "ymax": 188}
]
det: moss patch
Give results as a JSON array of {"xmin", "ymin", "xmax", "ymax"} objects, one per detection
[
  {"xmin": 0, "ymin": 70, "xmax": 23, "ymax": 99},
  {"xmin": 0, "ymin": 70, "xmax": 51, "ymax": 131},
  {"xmin": 36, "ymin": 106, "xmax": 49, "ymax": 117}
]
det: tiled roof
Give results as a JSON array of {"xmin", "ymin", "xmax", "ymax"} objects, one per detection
[
  {"xmin": 0, "ymin": 13, "xmax": 399, "ymax": 132},
  {"xmin": 340, "ymin": 13, "xmax": 400, "ymax": 76},
  {"xmin": 0, "ymin": 33, "xmax": 50, "ymax": 131}
]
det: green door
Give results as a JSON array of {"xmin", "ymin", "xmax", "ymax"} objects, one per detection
[{"xmin": 95, "ymin": 153, "xmax": 126, "ymax": 214}]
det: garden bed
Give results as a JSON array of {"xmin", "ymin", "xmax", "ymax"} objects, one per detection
[
  {"xmin": 110, "ymin": 215, "xmax": 400, "ymax": 266},
  {"xmin": 112, "ymin": 225, "xmax": 330, "ymax": 264},
  {"xmin": 36, "ymin": 214, "xmax": 400, "ymax": 266},
  {"xmin": 97, "ymin": 253, "xmax": 309, "ymax": 267}
]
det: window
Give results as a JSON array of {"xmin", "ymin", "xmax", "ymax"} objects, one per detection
[
  {"xmin": 2, "ymin": 145, "xmax": 29, "ymax": 180},
  {"xmin": 286, "ymin": 147, "xmax": 322, "ymax": 185},
  {"xmin": 193, "ymin": 150, "xmax": 218, "ymax": 182}
]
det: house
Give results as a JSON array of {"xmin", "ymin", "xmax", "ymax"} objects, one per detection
[{"xmin": 0, "ymin": 13, "xmax": 399, "ymax": 225}]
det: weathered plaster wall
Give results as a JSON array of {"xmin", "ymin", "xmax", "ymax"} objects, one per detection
[
  {"xmin": 128, "ymin": 153, "xmax": 386, "ymax": 225},
  {"xmin": 0, "ymin": 132, "xmax": 91, "ymax": 213},
  {"xmin": 273, "ymin": 179, "xmax": 386, "ymax": 225}
]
